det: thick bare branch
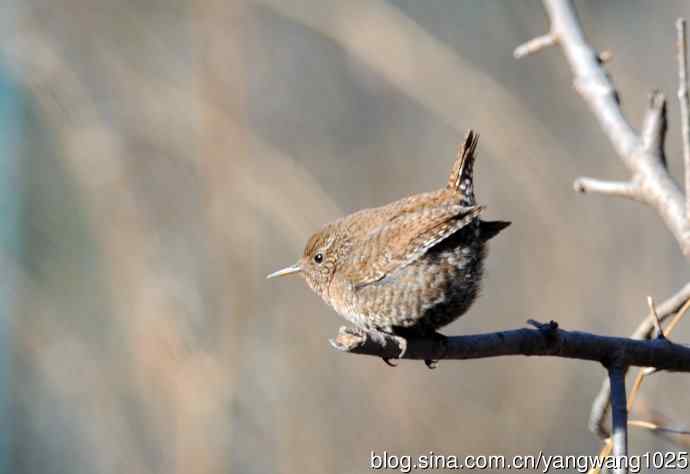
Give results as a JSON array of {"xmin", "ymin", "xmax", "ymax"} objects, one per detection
[
  {"xmin": 677, "ymin": 19, "xmax": 690, "ymax": 221},
  {"xmin": 641, "ymin": 91, "xmax": 667, "ymax": 161},
  {"xmin": 520, "ymin": 0, "xmax": 690, "ymax": 257},
  {"xmin": 542, "ymin": 0, "xmax": 637, "ymax": 160},
  {"xmin": 330, "ymin": 322, "xmax": 690, "ymax": 372}
]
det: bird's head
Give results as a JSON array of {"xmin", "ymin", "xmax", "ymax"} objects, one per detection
[{"xmin": 266, "ymin": 225, "xmax": 340, "ymax": 299}]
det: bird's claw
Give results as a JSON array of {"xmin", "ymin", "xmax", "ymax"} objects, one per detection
[{"xmin": 424, "ymin": 333, "xmax": 449, "ymax": 369}]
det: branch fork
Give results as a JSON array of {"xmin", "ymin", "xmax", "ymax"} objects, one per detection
[
  {"xmin": 516, "ymin": 1, "xmax": 690, "ymax": 260},
  {"xmin": 514, "ymin": 1, "xmax": 690, "ymax": 468}
]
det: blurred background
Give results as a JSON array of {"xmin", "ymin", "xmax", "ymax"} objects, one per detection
[{"xmin": 2, "ymin": 0, "xmax": 690, "ymax": 472}]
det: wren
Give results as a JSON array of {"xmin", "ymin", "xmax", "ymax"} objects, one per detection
[{"xmin": 267, "ymin": 130, "xmax": 510, "ymax": 367}]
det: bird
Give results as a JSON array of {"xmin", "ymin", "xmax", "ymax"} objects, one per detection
[{"xmin": 267, "ymin": 130, "xmax": 510, "ymax": 367}]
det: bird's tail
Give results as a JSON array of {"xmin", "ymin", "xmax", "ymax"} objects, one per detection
[
  {"xmin": 447, "ymin": 129, "xmax": 479, "ymax": 206},
  {"xmin": 478, "ymin": 220, "xmax": 511, "ymax": 242}
]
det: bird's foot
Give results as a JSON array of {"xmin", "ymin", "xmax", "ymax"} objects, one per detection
[
  {"xmin": 424, "ymin": 332, "xmax": 449, "ymax": 369},
  {"xmin": 332, "ymin": 325, "xmax": 407, "ymax": 367},
  {"xmin": 374, "ymin": 327, "xmax": 402, "ymax": 367}
]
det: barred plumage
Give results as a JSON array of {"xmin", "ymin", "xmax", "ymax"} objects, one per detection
[{"xmin": 268, "ymin": 129, "xmax": 510, "ymax": 363}]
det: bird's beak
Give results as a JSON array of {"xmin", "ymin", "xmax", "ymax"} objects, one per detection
[{"xmin": 266, "ymin": 263, "xmax": 301, "ymax": 279}]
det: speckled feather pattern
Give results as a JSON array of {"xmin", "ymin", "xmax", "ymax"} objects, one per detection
[
  {"xmin": 339, "ymin": 224, "xmax": 486, "ymax": 333},
  {"xmin": 292, "ymin": 130, "xmax": 509, "ymax": 336}
]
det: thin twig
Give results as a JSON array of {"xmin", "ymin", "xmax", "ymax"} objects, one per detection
[
  {"xmin": 632, "ymin": 285, "xmax": 690, "ymax": 340},
  {"xmin": 664, "ymin": 297, "xmax": 690, "ymax": 334},
  {"xmin": 677, "ymin": 18, "xmax": 690, "ymax": 221},
  {"xmin": 573, "ymin": 178, "xmax": 641, "ymax": 200},
  {"xmin": 588, "ymin": 283, "xmax": 690, "ymax": 439},
  {"xmin": 626, "ymin": 371, "xmax": 646, "ymax": 410},
  {"xmin": 513, "ymin": 33, "xmax": 557, "ymax": 58},
  {"xmin": 589, "ymin": 296, "xmax": 690, "ymax": 473},
  {"xmin": 589, "ymin": 440, "xmax": 612, "ymax": 474},
  {"xmin": 631, "ymin": 408, "xmax": 690, "ymax": 448},
  {"xmin": 629, "ymin": 419, "xmax": 690, "ymax": 436},
  {"xmin": 608, "ymin": 365, "xmax": 628, "ymax": 473},
  {"xmin": 646, "ymin": 296, "xmax": 664, "ymax": 339}
]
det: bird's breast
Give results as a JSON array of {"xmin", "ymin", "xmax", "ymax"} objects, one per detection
[{"xmin": 346, "ymin": 239, "xmax": 487, "ymax": 332}]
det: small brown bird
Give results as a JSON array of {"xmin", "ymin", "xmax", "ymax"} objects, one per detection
[{"xmin": 267, "ymin": 130, "xmax": 509, "ymax": 367}]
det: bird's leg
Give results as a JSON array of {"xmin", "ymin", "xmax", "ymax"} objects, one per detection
[
  {"xmin": 335, "ymin": 326, "xmax": 399, "ymax": 366},
  {"xmin": 388, "ymin": 326, "xmax": 447, "ymax": 369},
  {"xmin": 424, "ymin": 332, "xmax": 449, "ymax": 369},
  {"xmin": 372, "ymin": 325, "xmax": 401, "ymax": 368}
]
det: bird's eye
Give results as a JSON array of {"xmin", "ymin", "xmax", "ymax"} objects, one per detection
[{"xmin": 313, "ymin": 253, "xmax": 324, "ymax": 264}]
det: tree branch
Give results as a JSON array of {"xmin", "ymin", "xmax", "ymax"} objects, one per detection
[
  {"xmin": 514, "ymin": 33, "xmax": 557, "ymax": 59},
  {"xmin": 677, "ymin": 18, "xmax": 690, "ymax": 221},
  {"xmin": 647, "ymin": 296, "xmax": 665, "ymax": 339},
  {"xmin": 330, "ymin": 321, "xmax": 690, "ymax": 372},
  {"xmin": 641, "ymin": 91, "xmax": 667, "ymax": 164},
  {"xmin": 573, "ymin": 178, "xmax": 641, "ymax": 200},
  {"xmin": 608, "ymin": 365, "xmax": 628, "ymax": 473},
  {"xmin": 629, "ymin": 420, "xmax": 690, "ymax": 437},
  {"xmin": 589, "ymin": 283, "xmax": 690, "ymax": 439},
  {"xmin": 516, "ymin": 0, "xmax": 690, "ymax": 258}
]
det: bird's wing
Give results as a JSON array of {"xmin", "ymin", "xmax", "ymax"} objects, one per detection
[{"xmin": 346, "ymin": 204, "xmax": 483, "ymax": 289}]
